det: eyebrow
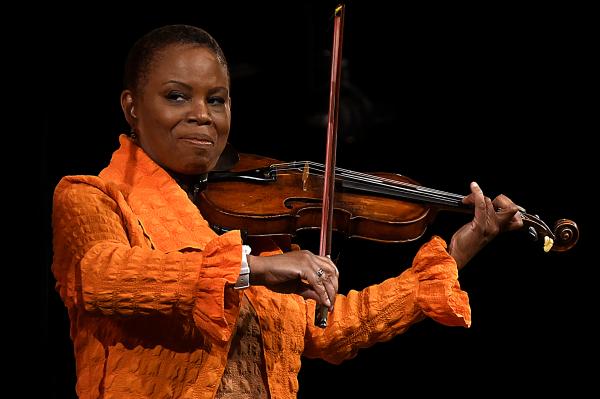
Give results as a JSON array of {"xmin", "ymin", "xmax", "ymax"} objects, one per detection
[
  {"xmin": 163, "ymin": 80, "xmax": 193, "ymax": 90},
  {"xmin": 163, "ymin": 80, "xmax": 228, "ymax": 93}
]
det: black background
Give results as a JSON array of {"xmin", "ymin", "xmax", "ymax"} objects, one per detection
[{"xmin": 43, "ymin": 2, "xmax": 593, "ymax": 397}]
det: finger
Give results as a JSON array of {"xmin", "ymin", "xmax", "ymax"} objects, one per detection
[
  {"xmin": 314, "ymin": 256, "xmax": 339, "ymax": 283},
  {"xmin": 461, "ymin": 192, "xmax": 475, "ymax": 206},
  {"xmin": 510, "ymin": 212, "xmax": 524, "ymax": 229},
  {"xmin": 324, "ymin": 265, "xmax": 339, "ymax": 311},
  {"xmin": 321, "ymin": 276, "xmax": 337, "ymax": 312},
  {"xmin": 301, "ymin": 268, "xmax": 331, "ymax": 308},
  {"xmin": 497, "ymin": 210, "xmax": 523, "ymax": 231},
  {"xmin": 492, "ymin": 194, "xmax": 515, "ymax": 210},
  {"xmin": 295, "ymin": 283, "xmax": 322, "ymax": 303},
  {"xmin": 317, "ymin": 255, "xmax": 338, "ymax": 273},
  {"xmin": 317, "ymin": 257, "xmax": 339, "ymax": 309},
  {"xmin": 331, "ymin": 268, "xmax": 339, "ymax": 293},
  {"xmin": 485, "ymin": 196, "xmax": 497, "ymax": 230},
  {"xmin": 492, "ymin": 194, "xmax": 523, "ymax": 231},
  {"xmin": 312, "ymin": 268, "xmax": 338, "ymax": 311},
  {"xmin": 484, "ymin": 196, "xmax": 494, "ymax": 217},
  {"xmin": 469, "ymin": 182, "xmax": 486, "ymax": 222}
]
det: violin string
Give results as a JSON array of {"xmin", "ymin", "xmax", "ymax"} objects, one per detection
[
  {"xmin": 271, "ymin": 162, "xmax": 465, "ymax": 204},
  {"xmin": 272, "ymin": 162, "xmax": 449, "ymax": 199},
  {"xmin": 274, "ymin": 161, "xmax": 462, "ymax": 198},
  {"xmin": 272, "ymin": 165, "xmax": 461, "ymax": 207}
]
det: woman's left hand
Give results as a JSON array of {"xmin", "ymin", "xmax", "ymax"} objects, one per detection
[{"xmin": 449, "ymin": 182, "xmax": 523, "ymax": 270}]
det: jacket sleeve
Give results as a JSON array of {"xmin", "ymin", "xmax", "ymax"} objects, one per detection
[
  {"xmin": 51, "ymin": 176, "xmax": 243, "ymax": 343},
  {"xmin": 303, "ymin": 236, "xmax": 470, "ymax": 364}
]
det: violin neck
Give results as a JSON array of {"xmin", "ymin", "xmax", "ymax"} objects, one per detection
[{"xmin": 340, "ymin": 177, "xmax": 470, "ymax": 212}]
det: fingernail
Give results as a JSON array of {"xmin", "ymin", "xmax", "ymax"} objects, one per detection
[
  {"xmin": 472, "ymin": 181, "xmax": 479, "ymax": 188},
  {"xmin": 326, "ymin": 299, "xmax": 331, "ymax": 307}
]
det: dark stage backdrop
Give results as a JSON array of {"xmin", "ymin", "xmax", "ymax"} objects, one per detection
[{"xmin": 44, "ymin": 2, "xmax": 593, "ymax": 398}]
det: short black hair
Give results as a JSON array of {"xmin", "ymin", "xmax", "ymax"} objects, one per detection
[{"xmin": 123, "ymin": 24, "xmax": 229, "ymax": 94}]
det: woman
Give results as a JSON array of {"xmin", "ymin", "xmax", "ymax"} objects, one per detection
[{"xmin": 51, "ymin": 24, "xmax": 522, "ymax": 399}]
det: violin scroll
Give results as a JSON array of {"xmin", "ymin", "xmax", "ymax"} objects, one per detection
[
  {"xmin": 550, "ymin": 218, "xmax": 579, "ymax": 252},
  {"xmin": 522, "ymin": 212, "xmax": 579, "ymax": 253}
]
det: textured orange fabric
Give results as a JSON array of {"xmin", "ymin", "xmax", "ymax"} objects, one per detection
[{"xmin": 52, "ymin": 134, "xmax": 471, "ymax": 399}]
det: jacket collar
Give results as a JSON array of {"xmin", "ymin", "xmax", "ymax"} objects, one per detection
[{"xmin": 99, "ymin": 134, "xmax": 217, "ymax": 252}]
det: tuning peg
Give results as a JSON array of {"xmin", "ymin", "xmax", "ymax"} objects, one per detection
[{"xmin": 528, "ymin": 226, "xmax": 538, "ymax": 241}]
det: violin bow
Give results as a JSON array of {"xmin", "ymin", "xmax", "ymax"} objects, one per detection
[{"xmin": 315, "ymin": 4, "xmax": 345, "ymax": 328}]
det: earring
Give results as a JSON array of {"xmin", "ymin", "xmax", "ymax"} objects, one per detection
[{"xmin": 129, "ymin": 129, "xmax": 137, "ymax": 142}]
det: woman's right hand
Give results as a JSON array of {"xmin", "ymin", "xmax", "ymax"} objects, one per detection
[{"xmin": 248, "ymin": 250, "xmax": 339, "ymax": 311}]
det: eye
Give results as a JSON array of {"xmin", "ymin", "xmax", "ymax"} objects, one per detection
[
  {"xmin": 166, "ymin": 91, "xmax": 188, "ymax": 103},
  {"xmin": 208, "ymin": 96, "xmax": 226, "ymax": 106}
]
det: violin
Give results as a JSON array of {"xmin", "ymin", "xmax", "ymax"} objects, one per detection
[
  {"xmin": 198, "ymin": 151, "xmax": 579, "ymax": 253},
  {"xmin": 198, "ymin": 5, "xmax": 578, "ymax": 257},
  {"xmin": 202, "ymin": 4, "xmax": 579, "ymax": 329}
]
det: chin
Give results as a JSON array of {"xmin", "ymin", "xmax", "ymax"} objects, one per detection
[
  {"xmin": 180, "ymin": 160, "xmax": 213, "ymax": 176},
  {"xmin": 181, "ymin": 166, "xmax": 209, "ymax": 176}
]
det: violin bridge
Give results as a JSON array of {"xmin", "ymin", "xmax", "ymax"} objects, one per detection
[{"xmin": 302, "ymin": 162, "xmax": 309, "ymax": 191}]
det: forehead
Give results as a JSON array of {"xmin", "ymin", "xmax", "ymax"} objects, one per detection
[{"xmin": 148, "ymin": 44, "xmax": 229, "ymax": 86}]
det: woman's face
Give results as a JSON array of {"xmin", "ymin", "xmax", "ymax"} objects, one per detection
[{"xmin": 128, "ymin": 44, "xmax": 231, "ymax": 175}]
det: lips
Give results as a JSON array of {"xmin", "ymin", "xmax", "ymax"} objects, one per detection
[{"xmin": 179, "ymin": 134, "xmax": 215, "ymax": 146}]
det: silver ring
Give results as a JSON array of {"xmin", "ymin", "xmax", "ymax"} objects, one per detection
[{"xmin": 316, "ymin": 268, "xmax": 325, "ymax": 279}]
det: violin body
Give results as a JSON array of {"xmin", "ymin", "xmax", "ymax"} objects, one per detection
[{"xmin": 198, "ymin": 153, "xmax": 436, "ymax": 243}]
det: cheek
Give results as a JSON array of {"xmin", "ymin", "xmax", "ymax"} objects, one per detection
[
  {"xmin": 153, "ymin": 108, "xmax": 182, "ymax": 129},
  {"xmin": 139, "ymin": 111, "xmax": 180, "ymax": 154},
  {"xmin": 215, "ymin": 113, "xmax": 231, "ymax": 139},
  {"xmin": 142, "ymin": 98, "xmax": 181, "ymax": 126}
]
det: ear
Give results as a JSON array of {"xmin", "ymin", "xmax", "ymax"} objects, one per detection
[{"xmin": 120, "ymin": 90, "xmax": 136, "ymax": 128}]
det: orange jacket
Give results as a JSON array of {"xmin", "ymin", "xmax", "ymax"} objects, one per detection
[{"xmin": 52, "ymin": 135, "xmax": 470, "ymax": 399}]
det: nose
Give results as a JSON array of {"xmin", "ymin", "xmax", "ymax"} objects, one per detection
[{"xmin": 187, "ymin": 100, "xmax": 212, "ymax": 125}]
